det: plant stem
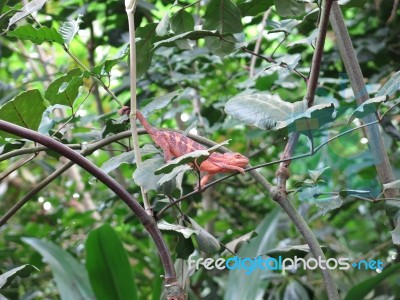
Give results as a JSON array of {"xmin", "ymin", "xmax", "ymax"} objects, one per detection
[
  {"xmin": 0, "ymin": 120, "xmax": 177, "ymax": 285},
  {"xmin": 126, "ymin": 1, "xmax": 152, "ymax": 214}
]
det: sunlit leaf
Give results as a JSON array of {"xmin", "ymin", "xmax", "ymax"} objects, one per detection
[
  {"xmin": 59, "ymin": 15, "xmax": 83, "ymax": 45},
  {"xmin": 157, "ymin": 220, "xmax": 198, "ymax": 238},
  {"xmin": 8, "ymin": 24, "xmax": 64, "ymax": 44},
  {"xmin": 225, "ymin": 93, "xmax": 336, "ymax": 133},
  {"xmin": 7, "ymin": 0, "xmax": 48, "ymax": 29},
  {"xmin": 154, "ymin": 149, "xmax": 209, "ymax": 175},
  {"xmin": 141, "ymin": 90, "xmax": 182, "ymax": 114},
  {"xmin": 155, "ymin": 12, "xmax": 170, "ymax": 36}
]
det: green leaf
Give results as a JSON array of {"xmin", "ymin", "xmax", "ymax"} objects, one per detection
[
  {"xmin": 176, "ymin": 235, "xmax": 195, "ymax": 259},
  {"xmin": 225, "ymin": 93, "xmax": 336, "ymax": 133},
  {"xmin": 157, "ymin": 165, "xmax": 192, "ymax": 186},
  {"xmin": 154, "ymin": 149, "xmax": 210, "ymax": 175},
  {"xmin": 156, "ymin": 12, "xmax": 170, "ymax": 36},
  {"xmin": 391, "ymin": 220, "xmax": 400, "ymax": 245},
  {"xmin": 224, "ymin": 208, "xmax": 280, "ymax": 300},
  {"xmin": 274, "ymin": 0, "xmax": 305, "ymax": 18},
  {"xmin": 133, "ymin": 156, "xmax": 166, "ymax": 192},
  {"xmin": 136, "ymin": 23, "xmax": 157, "ymax": 78},
  {"xmin": 22, "ymin": 237, "xmax": 95, "ymax": 300},
  {"xmin": 99, "ymin": 151, "xmax": 135, "ymax": 175},
  {"xmin": 315, "ymin": 195, "xmax": 343, "ymax": 215},
  {"xmin": 171, "ymin": 9, "xmax": 194, "ymax": 34},
  {"xmin": 154, "ymin": 140, "xmax": 230, "ymax": 175},
  {"xmin": 238, "ymin": 0, "xmax": 274, "ymax": 17},
  {"xmin": 59, "ymin": 15, "xmax": 83, "ymax": 45},
  {"xmin": 348, "ymin": 95, "xmax": 387, "ymax": 123},
  {"xmin": 0, "ymin": 264, "xmax": 39, "ymax": 289},
  {"xmin": 224, "ymin": 231, "xmax": 255, "ymax": 254},
  {"xmin": 205, "ymin": 34, "xmax": 237, "ymax": 57},
  {"xmin": 344, "ymin": 264, "xmax": 400, "ymax": 300},
  {"xmin": 7, "ymin": 0, "xmax": 48, "ymax": 30},
  {"xmin": 45, "ymin": 68, "xmax": 83, "ymax": 107},
  {"xmin": 157, "ymin": 220, "xmax": 198, "ymax": 238},
  {"xmin": 0, "ymin": 90, "xmax": 46, "ymax": 138},
  {"xmin": 92, "ymin": 45, "xmax": 129, "ymax": 75},
  {"xmin": 339, "ymin": 189, "xmax": 372, "ymax": 199},
  {"xmin": 8, "ymin": 24, "xmax": 64, "ymax": 45},
  {"xmin": 86, "ymin": 224, "xmax": 137, "ymax": 300},
  {"xmin": 283, "ymin": 280, "xmax": 311, "ymax": 300},
  {"xmin": 189, "ymin": 217, "xmax": 220, "ymax": 253},
  {"xmin": 203, "ymin": 0, "xmax": 243, "ymax": 34},
  {"xmin": 141, "ymin": 90, "xmax": 182, "ymax": 114},
  {"xmin": 377, "ymin": 70, "xmax": 400, "ymax": 96},
  {"xmin": 308, "ymin": 167, "xmax": 330, "ymax": 182},
  {"xmin": 383, "ymin": 179, "xmax": 400, "ymax": 191},
  {"xmin": 266, "ymin": 245, "xmax": 310, "ymax": 260},
  {"xmin": 153, "ymin": 30, "xmax": 220, "ymax": 49}
]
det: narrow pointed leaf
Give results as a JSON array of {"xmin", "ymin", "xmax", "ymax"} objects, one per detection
[
  {"xmin": 0, "ymin": 265, "xmax": 39, "ymax": 289},
  {"xmin": 22, "ymin": 237, "xmax": 95, "ymax": 300},
  {"xmin": 86, "ymin": 224, "xmax": 137, "ymax": 300},
  {"xmin": 7, "ymin": 0, "xmax": 48, "ymax": 29}
]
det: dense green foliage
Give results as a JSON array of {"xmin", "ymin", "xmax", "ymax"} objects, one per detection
[{"xmin": 0, "ymin": 0, "xmax": 400, "ymax": 299}]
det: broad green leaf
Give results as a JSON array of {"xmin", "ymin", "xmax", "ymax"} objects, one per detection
[
  {"xmin": 154, "ymin": 140, "xmax": 230, "ymax": 175},
  {"xmin": 99, "ymin": 151, "xmax": 135, "ymax": 174},
  {"xmin": 267, "ymin": 19, "xmax": 300, "ymax": 33},
  {"xmin": 157, "ymin": 220, "xmax": 198, "ymax": 238},
  {"xmin": 45, "ymin": 68, "xmax": 83, "ymax": 107},
  {"xmin": 377, "ymin": 70, "xmax": 400, "ymax": 96},
  {"xmin": 133, "ymin": 156, "xmax": 166, "ymax": 192},
  {"xmin": 308, "ymin": 167, "xmax": 330, "ymax": 182},
  {"xmin": 22, "ymin": 237, "xmax": 95, "ymax": 300},
  {"xmin": 0, "ymin": 264, "xmax": 39, "ymax": 289},
  {"xmin": 7, "ymin": 0, "xmax": 48, "ymax": 30},
  {"xmin": 171, "ymin": 9, "xmax": 194, "ymax": 34},
  {"xmin": 156, "ymin": 12, "xmax": 170, "ymax": 36},
  {"xmin": 238, "ymin": 0, "xmax": 273, "ymax": 17},
  {"xmin": 157, "ymin": 165, "xmax": 192, "ymax": 186},
  {"xmin": 205, "ymin": 34, "xmax": 237, "ymax": 57},
  {"xmin": 225, "ymin": 93, "xmax": 336, "ymax": 133},
  {"xmin": 59, "ymin": 15, "xmax": 83, "ymax": 45},
  {"xmin": 136, "ymin": 23, "xmax": 157, "ymax": 78},
  {"xmin": 203, "ymin": 0, "xmax": 243, "ymax": 34},
  {"xmin": 315, "ymin": 195, "xmax": 343, "ymax": 215},
  {"xmin": 348, "ymin": 95, "xmax": 387, "ymax": 123},
  {"xmin": 141, "ymin": 90, "xmax": 182, "ymax": 114},
  {"xmin": 86, "ymin": 224, "xmax": 137, "ymax": 300},
  {"xmin": 189, "ymin": 217, "xmax": 220, "ymax": 253},
  {"xmin": 0, "ymin": 90, "xmax": 46, "ymax": 138},
  {"xmin": 0, "ymin": 140, "xmax": 25, "ymax": 156},
  {"xmin": 266, "ymin": 245, "xmax": 310, "ymax": 260},
  {"xmin": 298, "ymin": 186, "xmax": 320, "ymax": 201},
  {"xmin": 92, "ymin": 45, "xmax": 129, "ymax": 75},
  {"xmin": 8, "ymin": 24, "xmax": 64, "ymax": 44},
  {"xmin": 344, "ymin": 264, "xmax": 400, "ymax": 300},
  {"xmin": 154, "ymin": 149, "xmax": 210, "ymax": 175},
  {"xmin": 224, "ymin": 208, "xmax": 280, "ymax": 300},
  {"xmin": 274, "ymin": 0, "xmax": 305, "ymax": 18},
  {"xmin": 224, "ymin": 231, "xmax": 255, "ymax": 254}
]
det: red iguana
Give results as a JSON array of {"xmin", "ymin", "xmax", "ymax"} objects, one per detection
[{"xmin": 120, "ymin": 107, "xmax": 249, "ymax": 187}]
